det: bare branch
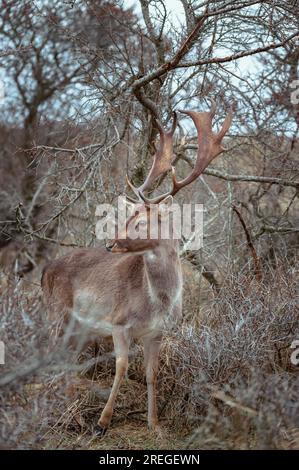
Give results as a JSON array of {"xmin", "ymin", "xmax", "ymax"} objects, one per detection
[{"xmin": 202, "ymin": 168, "xmax": 299, "ymax": 189}]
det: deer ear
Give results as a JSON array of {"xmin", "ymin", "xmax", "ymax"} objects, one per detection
[
  {"xmin": 159, "ymin": 195, "xmax": 173, "ymax": 215},
  {"xmin": 120, "ymin": 196, "xmax": 138, "ymax": 214}
]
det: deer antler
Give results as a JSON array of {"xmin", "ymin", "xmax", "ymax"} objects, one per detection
[
  {"xmin": 171, "ymin": 101, "xmax": 233, "ymax": 193},
  {"xmin": 126, "ymin": 102, "xmax": 232, "ymax": 204},
  {"xmin": 131, "ymin": 102, "xmax": 232, "ymax": 204},
  {"xmin": 126, "ymin": 112, "xmax": 177, "ymax": 202}
]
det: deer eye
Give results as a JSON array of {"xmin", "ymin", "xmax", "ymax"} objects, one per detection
[{"xmin": 136, "ymin": 220, "xmax": 147, "ymax": 228}]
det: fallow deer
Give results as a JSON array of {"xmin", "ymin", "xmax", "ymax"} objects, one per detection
[{"xmin": 41, "ymin": 102, "xmax": 232, "ymax": 436}]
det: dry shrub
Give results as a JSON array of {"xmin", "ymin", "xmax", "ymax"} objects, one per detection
[
  {"xmin": 0, "ymin": 278, "xmax": 98, "ymax": 449},
  {"xmin": 0, "ymin": 256, "xmax": 298, "ymax": 449},
  {"xmin": 155, "ymin": 258, "xmax": 299, "ymax": 449}
]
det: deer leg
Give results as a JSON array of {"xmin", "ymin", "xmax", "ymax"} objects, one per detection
[
  {"xmin": 143, "ymin": 334, "xmax": 162, "ymax": 431},
  {"xmin": 95, "ymin": 326, "xmax": 131, "ymax": 436}
]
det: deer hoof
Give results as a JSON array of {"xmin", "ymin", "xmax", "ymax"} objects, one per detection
[{"xmin": 94, "ymin": 425, "xmax": 107, "ymax": 437}]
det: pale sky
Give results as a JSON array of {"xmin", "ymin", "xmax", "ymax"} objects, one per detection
[
  {"xmin": 125, "ymin": 0, "xmax": 185, "ymax": 25},
  {"xmin": 124, "ymin": 0, "xmax": 257, "ymax": 75}
]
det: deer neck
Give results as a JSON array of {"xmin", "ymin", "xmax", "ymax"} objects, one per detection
[{"xmin": 143, "ymin": 240, "xmax": 181, "ymax": 294}]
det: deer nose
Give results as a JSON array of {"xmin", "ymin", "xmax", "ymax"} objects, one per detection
[{"xmin": 106, "ymin": 241, "xmax": 115, "ymax": 252}]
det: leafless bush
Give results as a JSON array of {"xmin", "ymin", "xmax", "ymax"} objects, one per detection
[
  {"xmin": 0, "ymin": 255, "xmax": 298, "ymax": 449},
  {"xmin": 156, "ymin": 257, "xmax": 299, "ymax": 449},
  {"xmin": 0, "ymin": 278, "xmax": 104, "ymax": 449}
]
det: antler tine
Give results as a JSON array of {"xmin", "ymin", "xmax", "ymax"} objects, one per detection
[
  {"xmin": 155, "ymin": 111, "xmax": 177, "ymax": 137},
  {"xmin": 209, "ymin": 99, "xmax": 217, "ymax": 119},
  {"xmin": 216, "ymin": 108, "xmax": 233, "ymax": 143},
  {"xmin": 154, "ymin": 118, "xmax": 165, "ymax": 137},
  {"xmin": 170, "ymin": 110, "xmax": 177, "ymax": 136},
  {"xmin": 126, "ymin": 112, "xmax": 177, "ymax": 203},
  {"xmin": 126, "ymin": 174, "xmax": 143, "ymax": 202}
]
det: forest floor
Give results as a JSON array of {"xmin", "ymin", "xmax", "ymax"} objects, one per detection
[
  {"xmin": 90, "ymin": 423, "xmax": 192, "ymax": 450},
  {"xmin": 46, "ymin": 420, "xmax": 194, "ymax": 450}
]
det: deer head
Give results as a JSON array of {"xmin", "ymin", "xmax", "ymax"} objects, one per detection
[{"xmin": 105, "ymin": 195, "xmax": 174, "ymax": 253}]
